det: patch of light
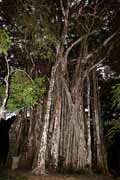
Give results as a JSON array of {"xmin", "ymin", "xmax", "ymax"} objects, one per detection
[
  {"xmin": 85, "ymin": 108, "xmax": 88, "ymax": 112},
  {"xmin": 10, "ymin": 54, "xmax": 14, "ymax": 58},
  {"xmin": 71, "ymin": 0, "xmax": 82, "ymax": 7},
  {"xmin": 4, "ymin": 26, "xmax": 8, "ymax": 30},
  {"xmin": 6, "ymin": 112, "xmax": 17, "ymax": 120},
  {"xmin": 7, "ymin": 58, "xmax": 11, "ymax": 62},
  {"xmin": 19, "ymin": 43, "xmax": 22, "ymax": 49},
  {"xmin": 85, "ymin": 0, "xmax": 89, "ymax": 6}
]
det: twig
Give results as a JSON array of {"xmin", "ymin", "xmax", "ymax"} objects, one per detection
[
  {"xmin": 13, "ymin": 69, "xmax": 34, "ymax": 84},
  {"xmin": 86, "ymin": 30, "xmax": 120, "ymax": 61},
  {"xmin": 24, "ymin": 29, "xmax": 36, "ymax": 75},
  {"xmin": 89, "ymin": 57, "xmax": 105, "ymax": 72},
  {"xmin": 60, "ymin": 0, "xmax": 65, "ymax": 17}
]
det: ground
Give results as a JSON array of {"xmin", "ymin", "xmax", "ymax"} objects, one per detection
[
  {"xmin": 27, "ymin": 174, "xmax": 114, "ymax": 180},
  {"xmin": 0, "ymin": 169, "xmax": 118, "ymax": 180}
]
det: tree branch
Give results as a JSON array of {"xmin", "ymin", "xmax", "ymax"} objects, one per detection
[
  {"xmin": 83, "ymin": 57, "xmax": 105, "ymax": 81},
  {"xmin": 89, "ymin": 57, "xmax": 106, "ymax": 73},
  {"xmin": 86, "ymin": 30, "xmax": 120, "ymax": 61},
  {"xmin": 24, "ymin": 29, "xmax": 36, "ymax": 75},
  {"xmin": 82, "ymin": 30, "xmax": 120, "ymax": 81},
  {"xmin": 13, "ymin": 69, "xmax": 34, "ymax": 84},
  {"xmin": 65, "ymin": 30, "xmax": 97, "ymax": 59},
  {"xmin": 60, "ymin": 0, "xmax": 65, "ymax": 17}
]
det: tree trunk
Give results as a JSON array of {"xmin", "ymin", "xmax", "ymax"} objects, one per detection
[
  {"xmin": 8, "ymin": 61, "xmax": 108, "ymax": 174},
  {"xmin": 32, "ymin": 61, "xmax": 60, "ymax": 175},
  {"xmin": 86, "ymin": 75, "xmax": 92, "ymax": 168},
  {"xmin": 92, "ymin": 70, "xmax": 108, "ymax": 174},
  {"xmin": 32, "ymin": 48, "xmax": 108, "ymax": 174}
]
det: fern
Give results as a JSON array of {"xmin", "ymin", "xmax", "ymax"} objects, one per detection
[{"xmin": 112, "ymin": 83, "xmax": 120, "ymax": 108}]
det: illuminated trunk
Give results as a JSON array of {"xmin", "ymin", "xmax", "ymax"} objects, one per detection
[
  {"xmin": 33, "ymin": 60, "xmax": 91, "ymax": 174},
  {"xmin": 32, "ymin": 45, "xmax": 108, "ymax": 175},
  {"xmin": 32, "ymin": 61, "xmax": 60, "ymax": 174}
]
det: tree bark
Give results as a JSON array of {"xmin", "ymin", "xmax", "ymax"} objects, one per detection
[
  {"xmin": 32, "ymin": 61, "xmax": 60, "ymax": 175},
  {"xmin": 32, "ymin": 44, "xmax": 108, "ymax": 174},
  {"xmin": 86, "ymin": 75, "xmax": 92, "ymax": 168},
  {"xmin": 92, "ymin": 70, "xmax": 108, "ymax": 174}
]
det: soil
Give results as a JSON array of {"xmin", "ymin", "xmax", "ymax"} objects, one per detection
[
  {"xmin": 0, "ymin": 169, "xmax": 117, "ymax": 180},
  {"xmin": 28, "ymin": 174, "xmax": 113, "ymax": 180}
]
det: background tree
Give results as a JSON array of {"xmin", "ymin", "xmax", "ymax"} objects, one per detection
[{"xmin": 0, "ymin": 29, "xmax": 12, "ymax": 119}]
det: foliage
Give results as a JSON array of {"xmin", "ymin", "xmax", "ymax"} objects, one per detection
[
  {"xmin": 33, "ymin": 29, "xmax": 57, "ymax": 61},
  {"xmin": 106, "ymin": 121, "xmax": 120, "ymax": 148},
  {"xmin": 0, "ymin": 71, "xmax": 46, "ymax": 111},
  {"xmin": 0, "ymin": 29, "xmax": 11, "ymax": 55},
  {"xmin": 112, "ymin": 83, "xmax": 120, "ymax": 109},
  {"xmin": 14, "ymin": 0, "xmax": 58, "ymax": 61}
]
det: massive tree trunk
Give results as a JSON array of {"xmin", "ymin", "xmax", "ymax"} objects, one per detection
[
  {"xmin": 32, "ymin": 45, "xmax": 107, "ymax": 174},
  {"xmin": 8, "ymin": 43, "xmax": 108, "ymax": 175},
  {"xmin": 31, "ymin": 20, "xmax": 109, "ymax": 172},
  {"xmin": 8, "ymin": 54, "xmax": 107, "ymax": 174},
  {"xmin": 9, "ymin": 2, "xmax": 117, "ymax": 174},
  {"xmin": 4, "ymin": 0, "xmax": 120, "ymax": 175}
]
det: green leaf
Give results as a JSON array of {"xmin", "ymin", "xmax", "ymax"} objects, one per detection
[
  {"xmin": 106, "ymin": 121, "xmax": 120, "ymax": 147},
  {"xmin": 112, "ymin": 83, "xmax": 120, "ymax": 108},
  {"xmin": 0, "ymin": 29, "xmax": 11, "ymax": 55},
  {"xmin": 0, "ymin": 71, "xmax": 46, "ymax": 111}
]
